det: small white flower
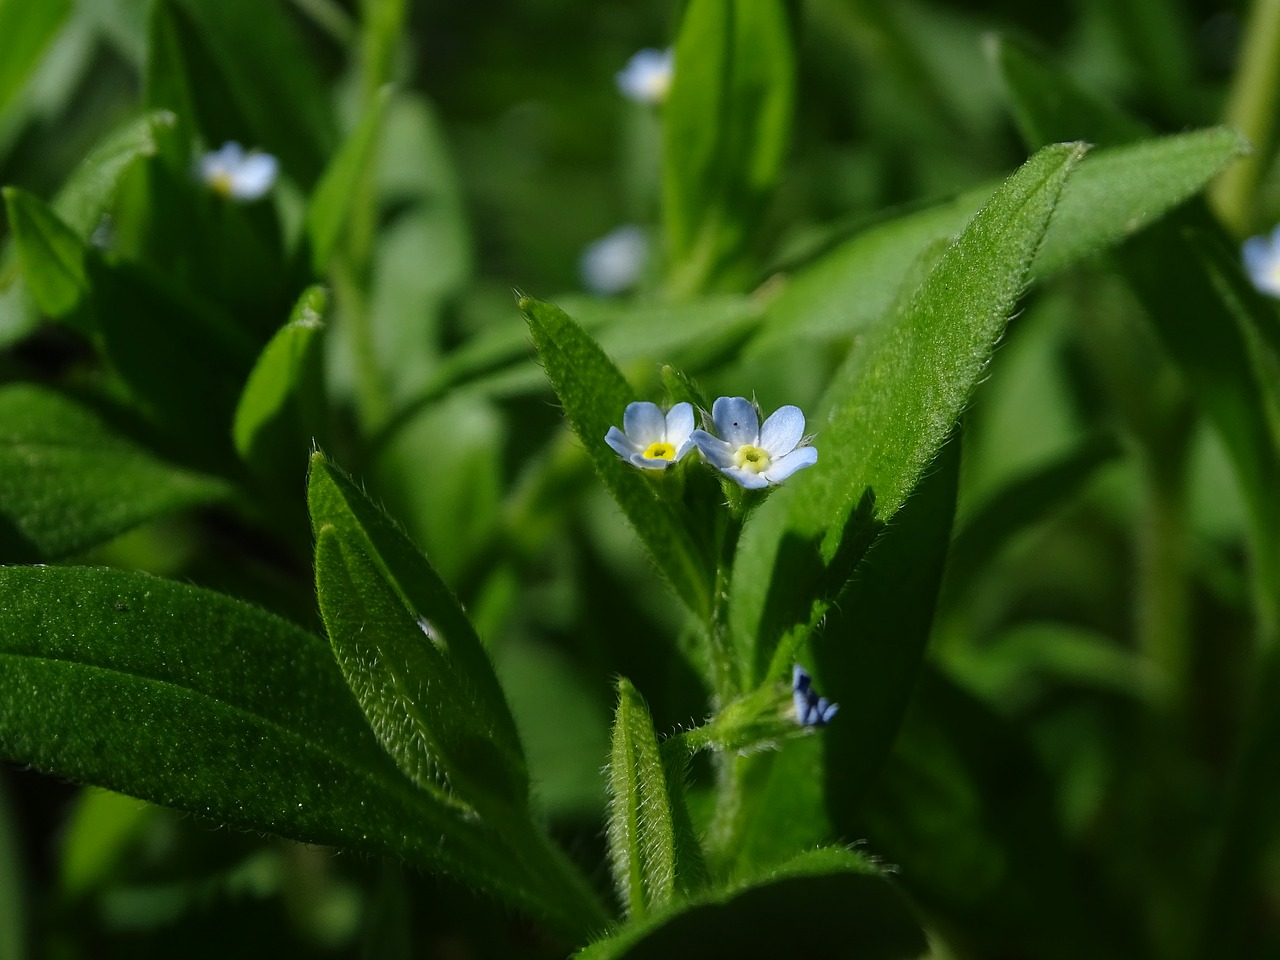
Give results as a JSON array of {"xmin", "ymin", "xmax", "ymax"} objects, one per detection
[
  {"xmin": 605, "ymin": 401, "xmax": 695, "ymax": 470},
  {"xmin": 198, "ymin": 141, "xmax": 278, "ymax": 201},
  {"xmin": 615, "ymin": 47, "xmax": 674, "ymax": 105},
  {"xmin": 691, "ymin": 396, "xmax": 817, "ymax": 489},
  {"xmin": 579, "ymin": 224, "xmax": 648, "ymax": 295},
  {"xmin": 1243, "ymin": 225, "xmax": 1280, "ymax": 298}
]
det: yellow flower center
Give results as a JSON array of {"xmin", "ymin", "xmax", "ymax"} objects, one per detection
[
  {"xmin": 644, "ymin": 440, "xmax": 676, "ymax": 461},
  {"xmin": 209, "ymin": 172, "xmax": 235, "ymax": 197},
  {"xmin": 734, "ymin": 445, "xmax": 771, "ymax": 473}
]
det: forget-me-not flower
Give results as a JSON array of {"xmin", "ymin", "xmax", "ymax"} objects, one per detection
[
  {"xmin": 580, "ymin": 225, "xmax": 649, "ymax": 295},
  {"xmin": 605, "ymin": 401, "xmax": 695, "ymax": 470},
  {"xmin": 792, "ymin": 665, "xmax": 838, "ymax": 727},
  {"xmin": 691, "ymin": 396, "xmax": 817, "ymax": 489},
  {"xmin": 198, "ymin": 142, "xmax": 279, "ymax": 202},
  {"xmin": 1243, "ymin": 225, "xmax": 1280, "ymax": 298},
  {"xmin": 616, "ymin": 48, "xmax": 674, "ymax": 105}
]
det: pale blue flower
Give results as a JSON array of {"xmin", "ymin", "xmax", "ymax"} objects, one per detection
[
  {"xmin": 615, "ymin": 47, "xmax": 674, "ymax": 105},
  {"xmin": 198, "ymin": 142, "xmax": 278, "ymax": 201},
  {"xmin": 580, "ymin": 225, "xmax": 648, "ymax": 295},
  {"xmin": 792, "ymin": 665, "xmax": 838, "ymax": 727},
  {"xmin": 691, "ymin": 396, "xmax": 817, "ymax": 489},
  {"xmin": 605, "ymin": 401, "xmax": 695, "ymax": 470},
  {"xmin": 1243, "ymin": 225, "xmax": 1280, "ymax": 298}
]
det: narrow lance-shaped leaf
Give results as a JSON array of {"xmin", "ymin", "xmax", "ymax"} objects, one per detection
[
  {"xmin": 2, "ymin": 187, "xmax": 90, "ymax": 329},
  {"xmin": 308, "ymin": 451, "xmax": 527, "ymax": 809},
  {"xmin": 0, "ymin": 384, "xmax": 231, "ymax": 561},
  {"xmin": 577, "ymin": 847, "xmax": 927, "ymax": 960},
  {"xmin": 233, "ymin": 284, "xmax": 327, "ymax": 470},
  {"xmin": 306, "ymin": 85, "xmax": 392, "ymax": 273},
  {"xmin": 738, "ymin": 142, "xmax": 1085, "ymax": 670},
  {"xmin": 607, "ymin": 679, "xmax": 678, "ymax": 920},
  {"xmin": 663, "ymin": 0, "xmax": 794, "ymax": 295},
  {"xmin": 521, "ymin": 295, "xmax": 713, "ymax": 617}
]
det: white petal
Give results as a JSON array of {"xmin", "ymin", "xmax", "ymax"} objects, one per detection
[
  {"xmin": 759, "ymin": 405, "xmax": 805, "ymax": 456},
  {"xmin": 605, "ymin": 426, "xmax": 642, "ymax": 459},
  {"xmin": 690, "ymin": 429, "xmax": 735, "ymax": 469},
  {"xmin": 1244, "ymin": 235, "xmax": 1273, "ymax": 275},
  {"xmin": 623, "ymin": 401, "xmax": 666, "ymax": 443},
  {"xmin": 231, "ymin": 152, "xmax": 278, "ymax": 200},
  {"xmin": 615, "ymin": 48, "xmax": 673, "ymax": 104},
  {"xmin": 762, "ymin": 446, "xmax": 818, "ymax": 484},
  {"xmin": 665, "ymin": 402, "xmax": 694, "ymax": 446},
  {"xmin": 723, "ymin": 467, "xmax": 771, "ymax": 490},
  {"xmin": 711, "ymin": 396, "xmax": 759, "ymax": 447},
  {"xmin": 631, "ymin": 453, "xmax": 674, "ymax": 470}
]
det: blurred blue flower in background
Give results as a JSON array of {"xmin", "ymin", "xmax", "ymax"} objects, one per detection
[
  {"xmin": 605, "ymin": 401, "xmax": 695, "ymax": 470},
  {"xmin": 198, "ymin": 141, "xmax": 279, "ymax": 201},
  {"xmin": 1243, "ymin": 224, "xmax": 1280, "ymax": 298},
  {"xmin": 579, "ymin": 224, "xmax": 649, "ymax": 295},
  {"xmin": 792, "ymin": 665, "xmax": 838, "ymax": 727},
  {"xmin": 692, "ymin": 396, "xmax": 817, "ymax": 489},
  {"xmin": 615, "ymin": 47, "xmax": 674, "ymax": 105}
]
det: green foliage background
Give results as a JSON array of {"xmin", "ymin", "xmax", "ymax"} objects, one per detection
[{"xmin": 1, "ymin": 0, "xmax": 1280, "ymax": 957}]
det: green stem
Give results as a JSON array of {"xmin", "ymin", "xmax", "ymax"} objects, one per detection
[
  {"xmin": 332, "ymin": 257, "xmax": 388, "ymax": 435},
  {"xmin": 705, "ymin": 508, "xmax": 744, "ymax": 705},
  {"xmin": 1209, "ymin": 0, "xmax": 1280, "ymax": 236}
]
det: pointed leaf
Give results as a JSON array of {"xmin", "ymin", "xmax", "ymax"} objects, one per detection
[
  {"xmin": 1032, "ymin": 127, "xmax": 1249, "ymax": 279},
  {"xmin": 233, "ymin": 285, "xmax": 326, "ymax": 470},
  {"xmin": 607, "ymin": 679, "xmax": 678, "ymax": 919},
  {"xmin": 520, "ymin": 295, "xmax": 713, "ymax": 617},
  {"xmin": 0, "ymin": 384, "xmax": 231, "ymax": 561},
  {"xmin": 738, "ymin": 143, "xmax": 1084, "ymax": 664},
  {"xmin": 306, "ymin": 86, "xmax": 392, "ymax": 273},
  {"xmin": 577, "ymin": 848, "xmax": 926, "ymax": 960},
  {"xmin": 308, "ymin": 451, "xmax": 527, "ymax": 809},
  {"xmin": 0, "ymin": 566, "xmax": 527, "ymax": 897},
  {"xmin": 3, "ymin": 187, "xmax": 90, "ymax": 326},
  {"xmin": 663, "ymin": 0, "xmax": 795, "ymax": 295}
]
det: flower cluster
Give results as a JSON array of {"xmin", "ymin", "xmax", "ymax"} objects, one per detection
[
  {"xmin": 604, "ymin": 396, "xmax": 817, "ymax": 488},
  {"xmin": 198, "ymin": 142, "xmax": 278, "ymax": 202},
  {"xmin": 792, "ymin": 665, "xmax": 838, "ymax": 727}
]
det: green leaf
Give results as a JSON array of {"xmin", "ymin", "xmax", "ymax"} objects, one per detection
[
  {"xmin": 738, "ymin": 143, "xmax": 1084, "ymax": 667},
  {"xmin": 306, "ymin": 85, "xmax": 392, "ymax": 274},
  {"xmin": 2, "ymin": 186, "xmax": 90, "ymax": 326},
  {"xmin": 0, "ymin": 384, "xmax": 231, "ymax": 561},
  {"xmin": 0, "ymin": 565, "xmax": 524, "ymax": 898},
  {"xmin": 59, "ymin": 788, "xmax": 156, "ymax": 901},
  {"xmin": 53, "ymin": 110, "xmax": 175, "ymax": 235},
  {"xmin": 307, "ymin": 451, "xmax": 527, "ymax": 810},
  {"xmin": 0, "ymin": 0, "xmax": 72, "ymax": 116},
  {"xmin": 747, "ymin": 191, "xmax": 984, "ymax": 354},
  {"xmin": 520, "ymin": 295, "xmax": 713, "ymax": 617},
  {"xmin": 577, "ymin": 848, "xmax": 926, "ymax": 959},
  {"xmin": 607, "ymin": 679, "xmax": 679, "ymax": 920},
  {"xmin": 1032, "ymin": 127, "xmax": 1250, "ymax": 280},
  {"xmin": 233, "ymin": 285, "xmax": 327, "ymax": 471},
  {"xmin": 815, "ymin": 431, "xmax": 960, "ymax": 810},
  {"xmin": 663, "ymin": 0, "xmax": 795, "ymax": 295}
]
